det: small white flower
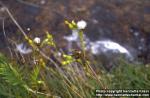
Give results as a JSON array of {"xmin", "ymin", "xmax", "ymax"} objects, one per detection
[
  {"xmin": 33, "ymin": 37, "xmax": 41, "ymax": 44},
  {"xmin": 77, "ymin": 20, "xmax": 87, "ymax": 29},
  {"xmin": 27, "ymin": 28, "xmax": 31, "ymax": 31},
  {"xmin": 57, "ymin": 52, "xmax": 62, "ymax": 57}
]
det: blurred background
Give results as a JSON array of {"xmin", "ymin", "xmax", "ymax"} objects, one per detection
[{"xmin": 0, "ymin": 0, "xmax": 150, "ymax": 67}]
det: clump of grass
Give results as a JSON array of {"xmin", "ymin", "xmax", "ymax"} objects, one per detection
[
  {"xmin": 109, "ymin": 60, "xmax": 150, "ymax": 89},
  {"xmin": 0, "ymin": 52, "xmax": 150, "ymax": 98},
  {"xmin": 0, "ymin": 20, "xmax": 150, "ymax": 98}
]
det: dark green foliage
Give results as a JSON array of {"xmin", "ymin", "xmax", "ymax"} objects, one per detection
[
  {"xmin": 0, "ymin": 52, "xmax": 150, "ymax": 98},
  {"xmin": 110, "ymin": 61, "xmax": 150, "ymax": 89},
  {"xmin": 0, "ymin": 54, "xmax": 29, "ymax": 98}
]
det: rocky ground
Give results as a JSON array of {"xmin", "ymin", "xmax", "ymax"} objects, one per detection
[{"xmin": 0, "ymin": 0, "xmax": 150, "ymax": 63}]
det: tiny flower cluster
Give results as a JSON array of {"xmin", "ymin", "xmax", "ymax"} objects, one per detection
[
  {"xmin": 61, "ymin": 54, "xmax": 75, "ymax": 65},
  {"xmin": 65, "ymin": 20, "xmax": 87, "ymax": 30},
  {"xmin": 28, "ymin": 31, "xmax": 55, "ymax": 48},
  {"xmin": 17, "ymin": 31, "xmax": 55, "ymax": 54}
]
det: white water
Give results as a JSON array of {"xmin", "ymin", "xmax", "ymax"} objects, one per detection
[
  {"xmin": 64, "ymin": 29, "xmax": 133, "ymax": 60},
  {"xmin": 90, "ymin": 40, "xmax": 130, "ymax": 55},
  {"xmin": 16, "ymin": 43, "xmax": 32, "ymax": 54}
]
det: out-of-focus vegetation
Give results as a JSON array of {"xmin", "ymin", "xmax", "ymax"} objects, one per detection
[
  {"xmin": 0, "ymin": 20, "xmax": 150, "ymax": 98},
  {"xmin": 0, "ymin": 52, "xmax": 150, "ymax": 98}
]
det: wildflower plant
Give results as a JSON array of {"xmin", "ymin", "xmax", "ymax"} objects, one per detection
[
  {"xmin": 65, "ymin": 20, "xmax": 87, "ymax": 55},
  {"xmin": 1, "ymin": 6, "xmax": 142, "ymax": 98},
  {"xmin": 41, "ymin": 31, "xmax": 56, "ymax": 47},
  {"xmin": 0, "ymin": 16, "xmax": 149, "ymax": 98}
]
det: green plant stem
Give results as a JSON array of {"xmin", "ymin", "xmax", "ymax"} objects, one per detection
[
  {"xmin": 23, "ymin": 85, "xmax": 60, "ymax": 98},
  {"xmin": 79, "ymin": 30, "xmax": 85, "ymax": 56}
]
